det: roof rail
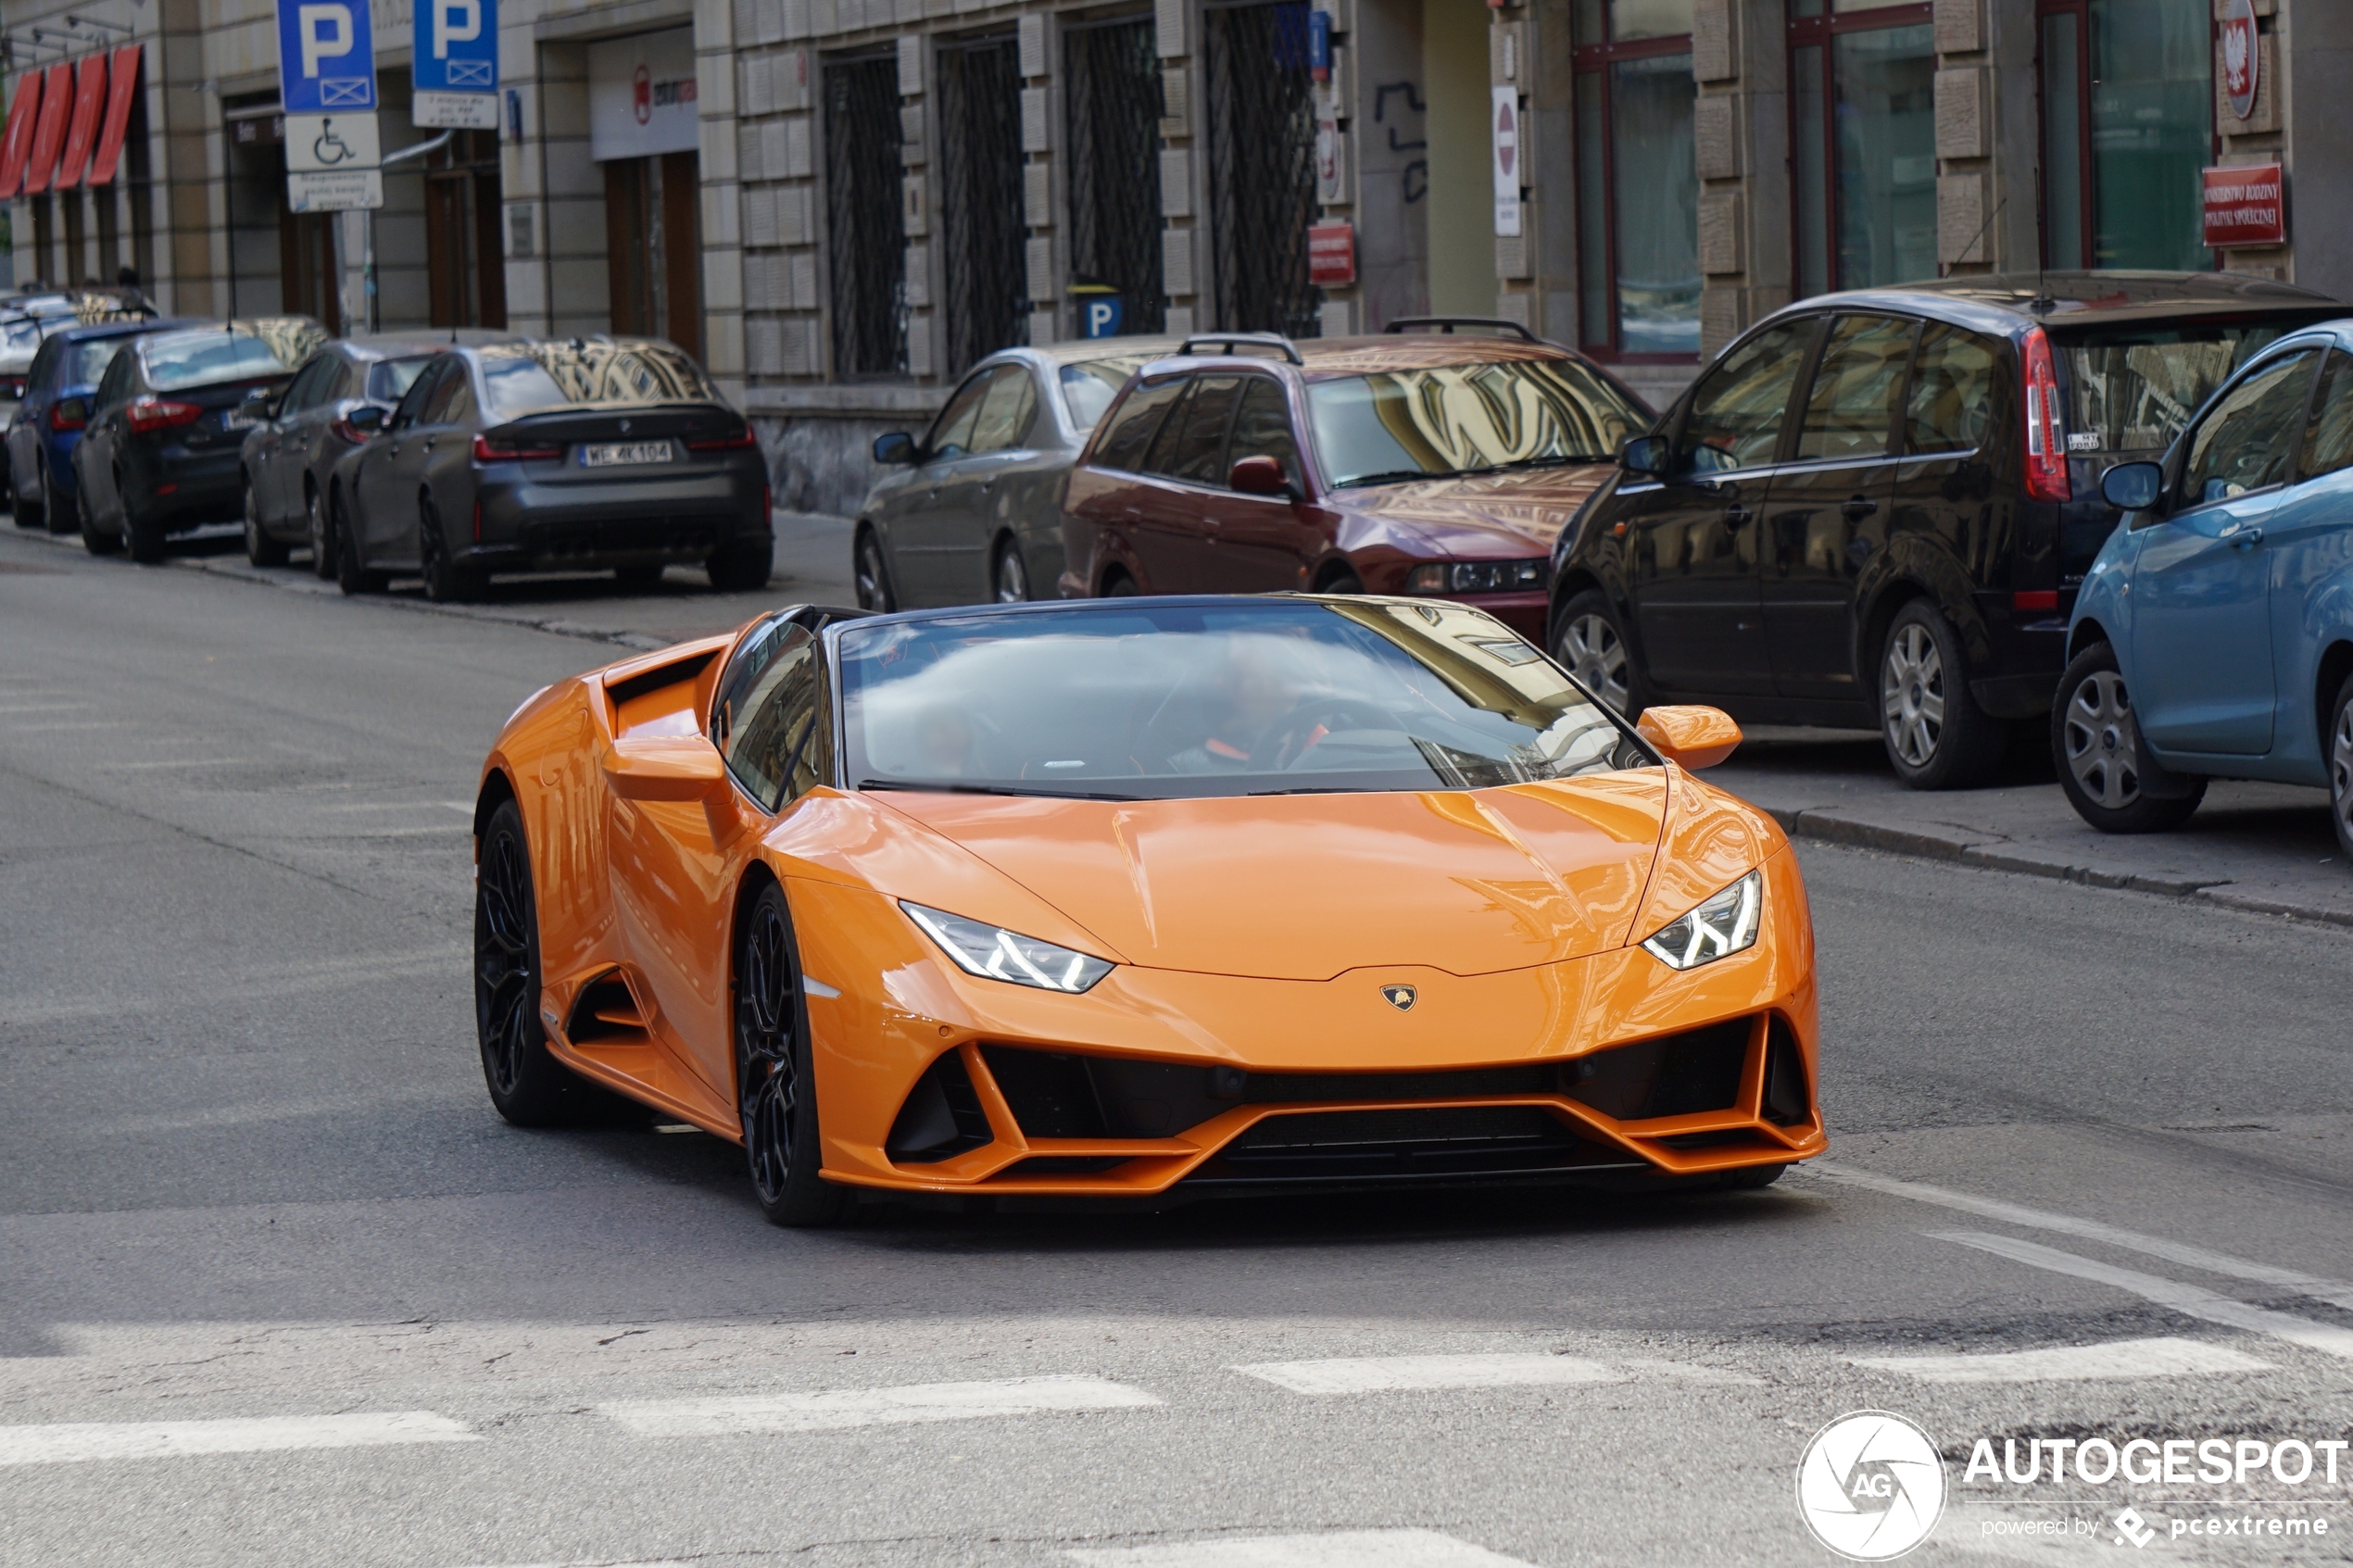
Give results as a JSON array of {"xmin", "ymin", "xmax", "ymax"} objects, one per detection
[
  {"xmin": 1383, "ymin": 316, "xmax": 1539, "ymax": 343},
  {"xmin": 1176, "ymin": 331, "xmax": 1304, "ymax": 365}
]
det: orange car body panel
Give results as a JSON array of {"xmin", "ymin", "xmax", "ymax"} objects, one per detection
[{"xmin": 480, "ymin": 614, "xmax": 1826, "ymax": 1200}]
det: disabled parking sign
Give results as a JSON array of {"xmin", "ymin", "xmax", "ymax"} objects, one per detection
[
  {"xmin": 414, "ymin": 0, "xmax": 500, "ymax": 130},
  {"xmin": 277, "ymin": 0, "xmax": 377, "ymax": 114}
]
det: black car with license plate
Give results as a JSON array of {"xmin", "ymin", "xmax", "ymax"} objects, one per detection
[
  {"xmin": 1548, "ymin": 271, "xmax": 2342, "ymax": 788},
  {"xmin": 327, "ymin": 337, "xmax": 770, "ymax": 602},
  {"xmin": 71, "ymin": 318, "xmax": 327, "ymax": 561}
]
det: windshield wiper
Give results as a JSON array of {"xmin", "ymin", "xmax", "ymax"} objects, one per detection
[
  {"xmin": 1490, "ymin": 453, "xmax": 1611, "ymax": 470},
  {"xmin": 1333, "ymin": 468, "xmax": 1469, "ymax": 489},
  {"xmin": 1245, "ymin": 785, "xmax": 1387, "ymax": 795},
  {"xmin": 857, "ymin": 778, "xmax": 1141, "ymax": 802}
]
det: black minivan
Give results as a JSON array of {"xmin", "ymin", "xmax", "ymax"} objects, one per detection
[{"xmin": 1548, "ymin": 272, "xmax": 2342, "ymax": 788}]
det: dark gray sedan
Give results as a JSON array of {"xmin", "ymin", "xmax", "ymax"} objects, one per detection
[
  {"xmin": 240, "ymin": 330, "xmax": 518, "ymax": 578},
  {"xmin": 328, "ymin": 337, "xmax": 770, "ymax": 602},
  {"xmin": 855, "ymin": 337, "xmax": 1183, "ymax": 608}
]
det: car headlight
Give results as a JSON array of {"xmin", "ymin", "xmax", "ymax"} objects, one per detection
[
  {"xmin": 900, "ymin": 901, "xmax": 1114, "ymax": 993},
  {"xmin": 1640, "ymin": 871, "xmax": 1761, "ymax": 970}
]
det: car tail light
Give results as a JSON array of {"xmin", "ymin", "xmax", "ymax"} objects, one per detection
[
  {"xmin": 126, "ymin": 396, "xmax": 202, "ymax": 433},
  {"xmin": 2012, "ymin": 590, "xmax": 2058, "ymax": 613},
  {"xmin": 2021, "ymin": 328, "xmax": 2070, "ymax": 503},
  {"xmin": 48, "ymin": 402, "xmax": 84, "ymax": 432},
  {"xmin": 473, "ymin": 433, "xmax": 563, "ymax": 464},
  {"xmin": 686, "ymin": 430, "xmax": 757, "ymax": 452}
]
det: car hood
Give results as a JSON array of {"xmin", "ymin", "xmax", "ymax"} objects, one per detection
[
  {"xmin": 869, "ymin": 777, "xmax": 1669, "ymax": 981},
  {"xmin": 1334, "ymin": 462, "xmax": 1616, "ymax": 556}
]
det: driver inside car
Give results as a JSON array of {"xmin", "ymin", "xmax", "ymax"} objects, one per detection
[{"xmin": 1163, "ymin": 634, "xmax": 1325, "ymax": 774}]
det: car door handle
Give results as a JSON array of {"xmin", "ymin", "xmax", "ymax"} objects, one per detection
[
  {"xmin": 2230, "ymin": 526, "xmax": 2264, "ymax": 550},
  {"xmin": 422, "ymin": 436, "xmax": 436, "ymax": 451},
  {"xmin": 1842, "ymin": 495, "xmax": 1878, "ymax": 521},
  {"xmin": 1722, "ymin": 505, "xmax": 1752, "ymax": 527},
  {"xmin": 978, "ymin": 480, "xmax": 993, "ymax": 495}
]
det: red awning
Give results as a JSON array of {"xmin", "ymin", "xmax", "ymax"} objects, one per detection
[
  {"xmin": 86, "ymin": 44, "xmax": 141, "ymax": 186},
  {"xmin": 20, "ymin": 62, "xmax": 74, "ymax": 194},
  {"xmin": 0, "ymin": 70, "xmax": 43, "ymax": 199},
  {"xmin": 55, "ymin": 52, "xmax": 107, "ymax": 189}
]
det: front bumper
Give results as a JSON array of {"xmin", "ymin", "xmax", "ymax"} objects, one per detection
[{"xmin": 780, "ymin": 847, "xmax": 1823, "ymax": 1199}]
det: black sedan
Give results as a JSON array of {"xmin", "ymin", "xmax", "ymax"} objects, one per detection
[
  {"xmin": 72, "ymin": 318, "xmax": 327, "ymax": 560},
  {"xmin": 328, "ymin": 338, "xmax": 771, "ymax": 602},
  {"xmin": 240, "ymin": 330, "xmax": 518, "ymax": 577}
]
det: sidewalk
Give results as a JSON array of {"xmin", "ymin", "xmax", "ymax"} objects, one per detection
[{"xmin": 1714, "ymin": 727, "xmax": 2353, "ymax": 925}]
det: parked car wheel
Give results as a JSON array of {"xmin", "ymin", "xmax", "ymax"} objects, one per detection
[
  {"xmin": 122, "ymin": 474, "xmax": 165, "ymax": 564},
  {"xmin": 307, "ymin": 486, "xmax": 336, "ymax": 581},
  {"xmin": 476, "ymin": 799, "xmax": 587, "ymax": 1127},
  {"xmin": 334, "ymin": 491, "xmax": 384, "ymax": 596},
  {"xmin": 706, "ymin": 538, "xmax": 773, "ymax": 594},
  {"xmin": 1554, "ymin": 589, "xmax": 1641, "ymax": 714},
  {"xmin": 853, "ymin": 529, "xmax": 896, "ymax": 610},
  {"xmin": 243, "ymin": 479, "xmax": 289, "ymax": 567},
  {"xmin": 1879, "ymin": 599, "xmax": 2006, "ymax": 790},
  {"xmin": 1101, "ymin": 569, "xmax": 1139, "ymax": 596},
  {"xmin": 39, "ymin": 461, "xmax": 70, "ymax": 536},
  {"xmin": 419, "ymin": 498, "xmax": 484, "ymax": 603},
  {"xmin": 1318, "ymin": 566, "xmax": 1366, "ymax": 596},
  {"xmin": 2050, "ymin": 642, "xmax": 2204, "ymax": 833},
  {"xmin": 12, "ymin": 458, "xmax": 38, "ymax": 530},
  {"xmin": 992, "ymin": 538, "xmax": 1030, "ymax": 603},
  {"xmin": 2326, "ymin": 673, "xmax": 2353, "ymax": 863},
  {"xmin": 77, "ymin": 483, "xmax": 117, "ymax": 556},
  {"xmin": 736, "ymin": 880, "xmax": 847, "ymax": 1227}
]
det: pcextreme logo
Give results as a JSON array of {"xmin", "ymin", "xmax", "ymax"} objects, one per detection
[{"xmin": 1796, "ymin": 1411, "xmax": 1948, "ymax": 1561}]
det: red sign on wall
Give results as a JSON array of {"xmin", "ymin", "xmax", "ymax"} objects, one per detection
[
  {"xmin": 2203, "ymin": 162, "xmax": 2284, "ymax": 250},
  {"xmin": 1307, "ymin": 220, "xmax": 1356, "ymax": 287}
]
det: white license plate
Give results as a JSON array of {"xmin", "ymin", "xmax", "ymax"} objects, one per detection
[
  {"xmin": 222, "ymin": 412, "xmax": 260, "ymax": 430},
  {"xmin": 580, "ymin": 441, "xmax": 673, "ymax": 467}
]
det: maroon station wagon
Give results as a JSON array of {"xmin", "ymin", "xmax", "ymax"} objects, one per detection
[{"xmin": 1057, "ymin": 324, "xmax": 1653, "ymax": 641}]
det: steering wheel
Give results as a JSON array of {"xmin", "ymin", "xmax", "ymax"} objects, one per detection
[{"xmin": 1249, "ymin": 696, "xmax": 1402, "ymax": 771}]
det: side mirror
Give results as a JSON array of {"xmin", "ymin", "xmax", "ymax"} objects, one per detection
[
  {"xmin": 1636, "ymin": 705, "xmax": 1742, "ymax": 770},
  {"xmin": 347, "ymin": 405, "xmax": 387, "ymax": 435},
  {"xmin": 1228, "ymin": 454, "xmax": 1291, "ymax": 497},
  {"xmin": 600, "ymin": 736, "xmax": 731, "ymax": 801},
  {"xmin": 1619, "ymin": 434, "xmax": 1671, "ymax": 479},
  {"xmin": 2100, "ymin": 460, "xmax": 2164, "ymax": 513},
  {"xmin": 873, "ymin": 432, "xmax": 916, "ymax": 466}
]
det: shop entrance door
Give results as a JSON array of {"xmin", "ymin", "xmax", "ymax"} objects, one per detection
[
  {"xmin": 424, "ymin": 131, "xmax": 507, "ymax": 330},
  {"xmin": 606, "ymin": 151, "xmax": 702, "ymax": 358}
]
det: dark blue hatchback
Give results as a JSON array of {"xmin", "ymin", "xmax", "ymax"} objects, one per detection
[{"xmin": 5, "ymin": 316, "xmax": 193, "ymax": 533}]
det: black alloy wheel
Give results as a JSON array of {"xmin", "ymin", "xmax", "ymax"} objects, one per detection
[
  {"xmin": 992, "ymin": 538, "xmax": 1029, "ymax": 603},
  {"xmin": 853, "ymin": 529, "xmax": 896, "ymax": 610},
  {"xmin": 735, "ymin": 881, "xmax": 847, "ymax": 1227},
  {"xmin": 77, "ymin": 482, "xmax": 117, "ymax": 556},
  {"xmin": 307, "ymin": 485, "xmax": 336, "ymax": 580},
  {"xmin": 244, "ymin": 479, "xmax": 289, "ymax": 567},
  {"xmin": 707, "ymin": 538, "xmax": 774, "ymax": 594},
  {"xmin": 2330, "ymin": 672, "xmax": 2353, "ymax": 863},
  {"xmin": 419, "ymin": 497, "xmax": 484, "ymax": 603},
  {"xmin": 335, "ymin": 491, "xmax": 384, "ymax": 595},
  {"xmin": 475, "ymin": 798, "xmax": 589, "ymax": 1125},
  {"xmin": 122, "ymin": 471, "xmax": 166, "ymax": 563},
  {"xmin": 1554, "ymin": 588, "xmax": 1640, "ymax": 714},
  {"xmin": 2049, "ymin": 641, "xmax": 2205, "ymax": 833},
  {"xmin": 1878, "ymin": 599, "xmax": 2006, "ymax": 790}
]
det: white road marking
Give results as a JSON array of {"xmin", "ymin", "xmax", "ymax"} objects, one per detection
[
  {"xmin": 1233, "ymin": 1353, "xmax": 1617, "ymax": 1395},
  {"xmin": 597, "ymin": 1374, "xmax": 1162, "ymax": 1436},
  {"xmin": 0, "ymin": 703, "xmax": 81, "ymax": 714},
  {"xmin": 1617, "ymin": 1357, "xmax": 1765, "ymax": 1386},
  {"xmin": 0, "ymin": 1411, "xmax": 478, "ymax": 1466},
  {"xmin": 1851, "ymin": 1335, "xmax": 2271, "ymax": 1384},
  {"xmin": 1067, "ymin": 1530, "xmax": 1541, "ymax": 1567},
  {"xmin": 1811, "ymin": 1161, "xmax": 2353, "ymax": 1310},
  {"xmin": 1930, "ymin": 1232, "xmax": 2353, "ymax": 1361},
  {"xmin": 104, "ymin": 758, "xmax": 273, "ymax": 770}
]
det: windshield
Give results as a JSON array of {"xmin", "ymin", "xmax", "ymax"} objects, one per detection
[
  {"xmin": 839, "ymin": 599, "xmax": 1649, "ymax": 801},
  {"xmin": 139, "ymin": 330, "xmax": 297, "ymax": 391},
  {"xmin": 1060, "ymin": 355, "xmax": 1162, "ymax": 430},
  {"xmin": 1306, "ymin": 358, "xmax": 1648, "ymax": 488},
  {"xmin": 2056, "ymin": 320, "xmax": 2311, "ymax": 453},
  {"xmin": 477, "ymin": 340, "xmax": 721, "ymax": 420}
]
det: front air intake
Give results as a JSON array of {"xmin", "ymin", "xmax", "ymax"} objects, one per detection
[
  {"xmin": 885, "ymin": 1050, "xmax": 994, "ymax": 1163},
  {"xmin": 1564, "ymin": 1019, "xmax": 1751, "ymax": 1122}
]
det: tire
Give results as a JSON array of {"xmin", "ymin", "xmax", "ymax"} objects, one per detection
[
  {"xmin": 334, "ymin": 491, "xmax": 384, "ymax": 596},
  {"xmin": 706, "ymin": 538, "xmax": 774, "ymax": 594},
  {"xmin": 2330, "ymin": 673, "xmax": 2353, "ymax": 864},
  {"xmin": 77, "ymin": 482, "xmax": 117, "ymax": 556},
  {"xmin": 1554, "ymin": 588, "xmax": 1643, "ymax": 715},
  {"xmin": 419, "ymin": 497, "xmax": 484, "ymax": 603},
  {"xmin": 307, "ymin": 485, "xmax": 336, "ymax": 580},
  {"xmin": 613, "ymin": 561, "xmax": 665, "ymax": 591},
  {"xmin": 991, "ymin": 538, "xmax": 1030, "ymax": 603},
  {"xmin": 1101, "ymin": 570, "xmax": 1139, "ymax": 597},
  {"xmin": 1878, "ymin": 598, "xmax": 2007, "ymax": 790},
  {"xmin": 853, "ymin": 528, "xmax": 896, "ymax": 610},
  {"xmin": 1317, "ymin": 566, "xmax": 1366, "ymax": 595},
  {"xmin": 122, "ymin": 471, "xmax": 165, "ymax": 563},
  {"xmin": 13, "ymin": 455, "xmax": 40, "ymax": 530},
  {"xmin": 243, "ymin": 479, "xmax": 289, "ymax": 567},
  {"xmin": 476, "ymin": 798, "xmax": 602, "ymax": 1126},
  {"xmin": 40, "ymin": 460, "xmax": 70, "ymax": 535},
  {"xmin": 2049, "ymin": 642, "xmax": 2205, "ymax": 832},
  {"xmin": 735, "ymin": 881, "xmax": 848, "ymax": 1227}
]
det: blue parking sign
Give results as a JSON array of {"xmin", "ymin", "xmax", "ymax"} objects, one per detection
[
  {"xmin": 415, "ymin": 0, "xmax": 498, "ymax": 94},
  {"xmin": 277, "ymin": 0, "xmax": 377, "ymax": 114}
]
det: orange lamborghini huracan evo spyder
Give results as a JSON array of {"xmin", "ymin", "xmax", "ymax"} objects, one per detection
[{"xmin": 472, "ymin": 596, "xmax": 1823, "ymax": 1224}]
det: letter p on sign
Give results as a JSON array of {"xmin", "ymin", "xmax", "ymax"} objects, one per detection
[
  {"xmin": 299, "ymin": 4, "xmax": 354, "ymax": 77},
  {"xmin": 434, "ymin": 0, "xmax": 482, "ymax": 58}
]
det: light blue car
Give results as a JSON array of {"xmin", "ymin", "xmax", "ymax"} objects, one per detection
[{"xmin": 2058, "ymin": 319, "xmax": 2353, "ymax": 857}]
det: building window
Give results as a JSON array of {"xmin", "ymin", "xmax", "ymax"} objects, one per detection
[
  {"xmin": 937, "ymin": 34, "xmax": 1026, "ymax": 377},
  {"xmin": 1789, "ymin": 1, "xmax": 1935, "ymax": 296},
  {"xmin": 823, "ymin": 50, "xmax": 909, "ymax": 378},
  {"xmin": 1573, "ymin": 0, "xmax": 1698, "ymax": 358},
  {"xmin": 1065, "ymin": 14, "xmax": 1166, "ymax": 337},
  {"xmin": 1202, "ymin": 0, "xmax": 1321, "ymax": 338},
  {"xmin": 2038, "ymin": 0, "xmax": 2212, "ymax": 271}
]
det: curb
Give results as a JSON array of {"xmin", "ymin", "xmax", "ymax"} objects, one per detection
[{"xmin": 1762, "ymin": 806, "xmax": 2353, "ymax": 929}]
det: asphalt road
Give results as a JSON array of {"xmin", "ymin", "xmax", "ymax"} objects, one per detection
[{"xmin": 3, "ymin": 526, "xmax": 2350, "ymax": 1568}]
